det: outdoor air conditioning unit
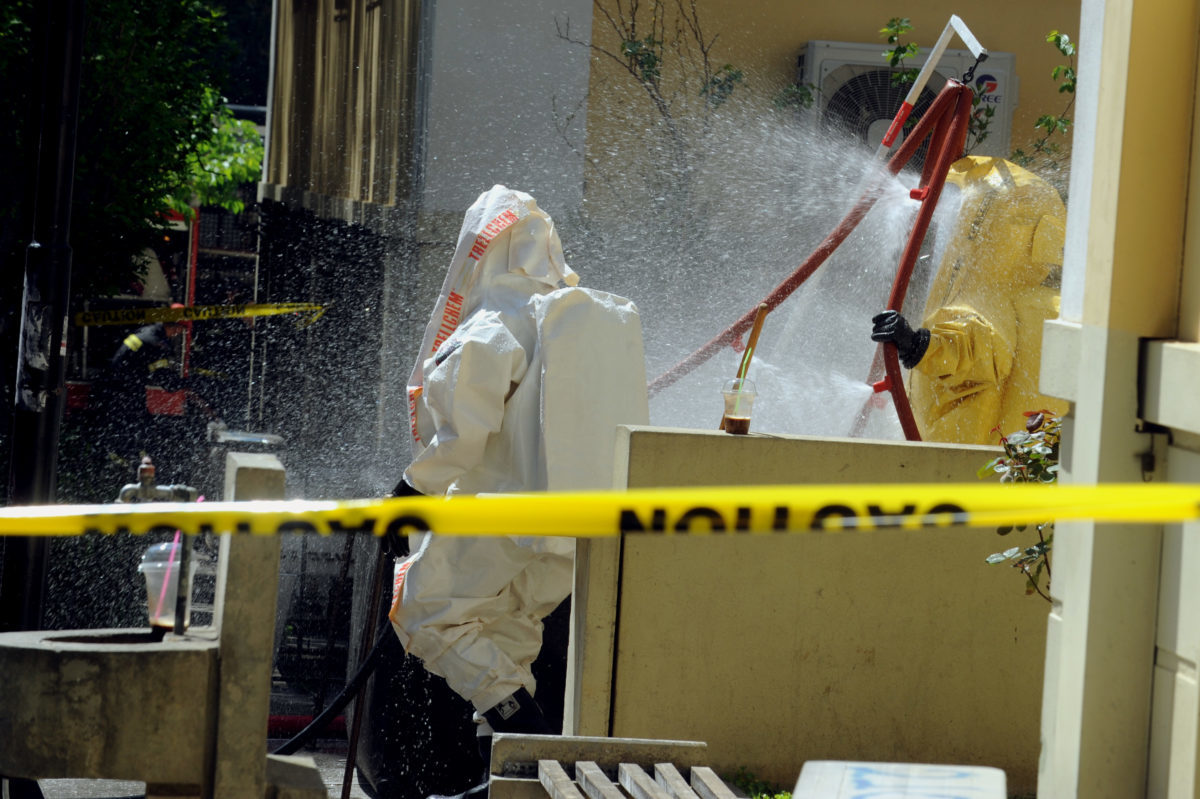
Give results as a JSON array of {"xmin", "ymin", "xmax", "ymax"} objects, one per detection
[{"xmin": 796, "ymin": 40, "xmax": 1018, "ymax": 160}]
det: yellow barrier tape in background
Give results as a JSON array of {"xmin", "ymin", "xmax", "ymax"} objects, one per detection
[
  {"xmin": 74, "ymin": 303, "xmax": 327, "ymax": 329},
  {"xmin": 0, "ymin": 483, "xmax": 1198, "ymax": 538}
]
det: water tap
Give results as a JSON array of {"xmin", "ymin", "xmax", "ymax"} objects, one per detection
[{"xmin": 116, "ymin": 455, "xmax": 200, "ymax": 503}]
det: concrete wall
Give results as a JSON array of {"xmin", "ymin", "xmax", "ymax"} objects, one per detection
[
  {"xmin": 568, "ymin": 426, "xmax": 1048, "ymax": 794},
  {"xmin": 420, "ymin": 0, "xmax": 593, "ymax": 215}
]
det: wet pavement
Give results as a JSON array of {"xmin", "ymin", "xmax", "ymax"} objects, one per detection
[{"xmin": 34, "ymin": 743, "xmax": 371, "ymax": 799}]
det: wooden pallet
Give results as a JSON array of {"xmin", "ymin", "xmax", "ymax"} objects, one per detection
[{"xmin": 486, "ymin": 735, "xmax": 743, "ymax": 799}]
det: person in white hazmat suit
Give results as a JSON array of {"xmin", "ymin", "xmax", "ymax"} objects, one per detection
[{"xmin": 388, "ymin": 186, "xmax": 649, "ymax": 760}]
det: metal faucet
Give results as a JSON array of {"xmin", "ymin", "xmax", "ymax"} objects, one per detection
[
  {"xmin": 116, "ymin": 455, "xmax": 199, "ymax": 503},
  {"xmin": 118, "ymin": 455, "xmax": 199, "ymax": 635}
]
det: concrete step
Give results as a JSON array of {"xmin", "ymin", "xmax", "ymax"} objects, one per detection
[{"xmin": 266, "ymin": 754, "xmax": 329, "ymax": 799}]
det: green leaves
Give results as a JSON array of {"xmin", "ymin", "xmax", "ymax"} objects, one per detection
[
  {"xmin": 968, "ymin": 94, "xmax": 996, "ymax": 151},
  {"xmin": 983, "ymin": 411, "xmax": 1062, "ymax": 484},
  {"xmin": 1047, "ymin": 30, "xmax": 1076, "ymax": 59},
  {"xmin": 0, "ymin": 0, "xmax": 243, "ymax": 298},
  {"xmin": 728, "ymin": 767, "xmax": 788, "ymax": 799},
  {"xmin": 165, "ymin": 86, "xmax": 264, "ymax": 217},
  {"xmin": 986, "ymin": 527, "xmax": 1054, "ymax": 598},
  {"xmin": 1009, "ymin": 29, "xmax": 1076, "ymax": 183},
  {"xmin": 773, "ymin": 83, "xmax": 815, "ymax": 112},
  {"xmin": 879, "ymin": 17, "xmax": 919, "ymax": 86},
  {"xmin": 621, "ymin": 35, "xmax": 663, "ymax": 84},
  {"xmin": 981, "ymin": 412, "xmax": 1060, "ymax": 602},
  {"xmin": 700, "ymin": 64, "xmax": 743, "ymax": 107},
  {"xmin": 1035, "ymin": 114, "xmax": 1072, "ymax": 135},
  {"xmin": 880, "ymin": 17, "xmax": 914, "ymax": 45},
  {"xmin": 1047, "ymin": 32, "xmax": 1076, "ymax": 97}
]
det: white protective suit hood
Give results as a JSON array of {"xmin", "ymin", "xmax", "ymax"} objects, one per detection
[
  {"xmin": 391, "ymin": 186, "xmax": 649, "ymax": 712},
  {"xmin": 403, "ymin": 184, "xmax": 647, "ymax": 497},
  {"xmin": 406, "ymin": 185, "xmax": 577, "ymax": 451}
]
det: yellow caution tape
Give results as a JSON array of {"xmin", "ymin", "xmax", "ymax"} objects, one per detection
[
  {"xmin": 74, "ymin": 303, "xmax": 327, "ymax": 329},
  {"xmin": 0, "ymin": 483, "xmax": 1197, "ymax": 538}
]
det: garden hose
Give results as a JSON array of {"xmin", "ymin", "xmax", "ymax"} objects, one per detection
[{"xmin": 273, "ymin": 528, "xmax": 405, "ymax": 758}]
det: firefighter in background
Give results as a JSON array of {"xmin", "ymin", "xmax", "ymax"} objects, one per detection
[
  {"xmin": 386, "ymin": 185, "xmax": 648, "ymax": 795},
  {"xmin": 108, "ymin": 316, "xmax": 187, "ymax": 397},
  {"xmin": 93, "ymin": 304, "xmax": 215, "ymax": 484},
  {"xmin": 871, "ymin": 156, "xmax": 1070, "ymax": 444}
]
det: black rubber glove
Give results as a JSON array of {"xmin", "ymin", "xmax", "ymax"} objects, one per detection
[
  {"xmin": 871, "ymin": 310, "xmax": 931, "ymax": 369},
  {"xmin": 390, "ymin": 478, "xmax": 422, "ymax": 498},
  {"xmin": 385, "ymin": 478, "xmax": 422, "ymax": 557}
]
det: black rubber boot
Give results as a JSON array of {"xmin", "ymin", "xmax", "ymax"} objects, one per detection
[
  {"xmin": 424, "ymin": 737, "xmax": 490, "ymax": 799},
  {"xmin": 426, "ymin": 779, "xmax": 488, "ymax": 799},
  {"xmin": 482, "ymin": 687, "xmax": 552, "ymax": 734},
  {"xmin": 478, "ymin": 734, "xmax": 493, "ymax": 774},
  {"xmin": 1, "ymin": 778, "xmax": 45, "ymax": 799}
]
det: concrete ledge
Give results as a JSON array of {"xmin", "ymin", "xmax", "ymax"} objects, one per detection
[
  {"xmin": 0, "ymin": 628, "xmax": 218, "ymax": 784},
  {"xmin": 265, "ymin": 754, "xmax": 328, "ymax": 799},
  {"xmin": 1141, "ymin": 339, "xmax": 1200, "ymax": 434},
  {"xmin": 1040, "ymin": 318, "xmax": 1081, "ymax": 402},
  {"xmin": 570, "ymin": 427, "xmax": 1043, "ymax": 795}
]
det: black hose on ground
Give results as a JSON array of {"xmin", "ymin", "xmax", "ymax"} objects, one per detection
[
  {"xmin": 273, "ymin": 527, "xmax": 406, "ymax": 759},
  {"xmin": 271, "ymin": 623, "xmax": 399, "ymax": 757}
]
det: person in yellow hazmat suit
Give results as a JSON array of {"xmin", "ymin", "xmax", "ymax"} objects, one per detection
[{"xmin": 871, "ymin": 156, "xmax": 1070, "ymax": 444}]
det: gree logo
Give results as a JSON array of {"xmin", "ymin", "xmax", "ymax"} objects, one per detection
[{"xmin": 975, "ymin": 74, "xmax": 999, "ymax": 94}]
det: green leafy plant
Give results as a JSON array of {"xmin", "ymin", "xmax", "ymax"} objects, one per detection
[
  {"xmin": 0, "ymin": 0, "xmax": 243, "ymax": 298},
  {"xmin": 880, "ymin": 17, "xmax": 920, "ymax": 86},
  {"xmin": 701, "ymin": 63, "xmax": 744, "ymax": 107},
  {"xmin": 554, "ymin": 0, "xmax": 744, "ymax": 251},
  {"xmin": 621, "ymin": 34, "xmax": 663, "ymax": 84},
  {"xmin": 772, "ymin": 82, "xmax": 816, "ymax": 113},
  {"xmin": 978, "ymin": 410, "xmax": 1061, "ymax": 601},
  {"xmin": 165, "ymin": 85, "xmax": 265, "ymax": 218},
  {"xmin": 728, "ymin": 767, "xmax": 790, "ymax": 799},
  {"xmin": 1011, "ymin": 30, "xmax": 1076, "ymax": 188},
  {"xmin": 557, "ymin": 0, "xmax": 744, "ymax": 151}
]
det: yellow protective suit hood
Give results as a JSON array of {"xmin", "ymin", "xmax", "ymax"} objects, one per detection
[{"xmin": 908, "ymin": 156, "xmax": 1069, "ymax": 444}]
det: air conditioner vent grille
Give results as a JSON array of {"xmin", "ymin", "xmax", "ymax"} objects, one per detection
[
  {"xmin": 823, "ymin": 69, "xmax": 940, "ymax": 140},
  {"xmin": 796, "ymin": 41, "xmax": 1017, "ymax": 160}
]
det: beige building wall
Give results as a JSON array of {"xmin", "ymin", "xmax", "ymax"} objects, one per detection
[
  {"xmin": 671, "ymin": 1, "xmax": 1080, "ymax": 141},
  {"xmin": 1037, "ymin": 0, "xmax": 1200, "ymax": 796},
  {"xmin": 582, "ymin": 0, "xmax": 1082, "ymax": 217}
]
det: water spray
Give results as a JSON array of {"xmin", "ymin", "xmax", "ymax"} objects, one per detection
[{"xmin": 649, "ymin": 17, "xmax": 989, "ymax": 441}]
